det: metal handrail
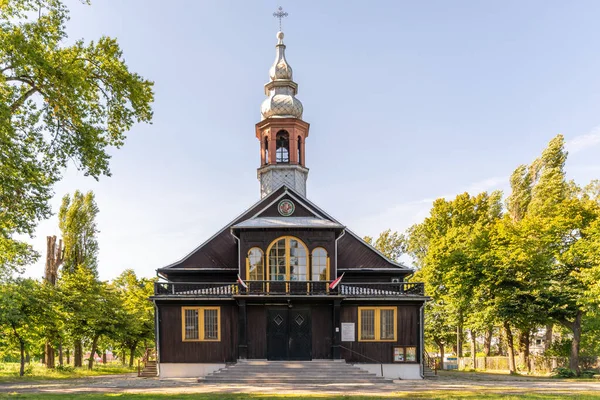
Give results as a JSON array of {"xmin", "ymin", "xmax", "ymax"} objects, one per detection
[
  {"xmin": 424, "ymin": 350, "xmax": 438, "ymax": 375},
  {"xmin": 339, "ymin": 344, "xmax": 385, "ymax": 377}
]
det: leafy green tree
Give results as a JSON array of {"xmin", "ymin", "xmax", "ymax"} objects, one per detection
[
  {"xmin": 112, "ymin": 270, "xmax": 156, "ymax": 367},
  {"xmin": 58, "ymin": 190, "xmax": 99, "ymax": 275},
  {"xmin": 364, "ymin": 229, "xmax": 404, "ymax": 261},
  {"xmin": 0, "ymin": 0, "xmax": 154, "ymax": 275},
  {"xmin": 0, "ymin": 278, "xmax": 45, "ymax": 376}
]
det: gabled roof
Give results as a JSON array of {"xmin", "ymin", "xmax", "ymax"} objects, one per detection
[{"xmin": 158, "ymin": 185, "xmax": 413, "ymax": 274}]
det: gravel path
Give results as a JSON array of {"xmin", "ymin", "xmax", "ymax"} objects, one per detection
[{"xmin": 0, "ymin": 371, "xmax": 599, "ymax": 396}]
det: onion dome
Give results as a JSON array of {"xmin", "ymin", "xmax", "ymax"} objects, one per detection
[{"xmin": 260, "ymin": 31, "xmax": 304, "ymax": 120}]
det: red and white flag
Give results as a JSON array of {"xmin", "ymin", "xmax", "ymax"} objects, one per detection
[
  {"xmin": 329, "ymin": 272, "xmax": 345, "ymax": 290},
  {"xmin": 237, "ymin": 274, "xmax": 248, "ymax": 289}
]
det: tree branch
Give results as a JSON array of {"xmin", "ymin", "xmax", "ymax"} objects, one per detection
[{"xmin": 10, "ymin": 87, "xmax": 39, "ymax": 113}]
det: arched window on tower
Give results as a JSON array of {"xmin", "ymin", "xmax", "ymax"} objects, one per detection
[
  {"xmin": 297, "ymin": 136, "xmax": 302, "ymax": 165},
  {"xmin": 264, "ymin": 136, "xmax": 269, "ymax": 165},
  {"xmin": 276, "ymin": 130, "xmax": 289, "ymax": 163}
]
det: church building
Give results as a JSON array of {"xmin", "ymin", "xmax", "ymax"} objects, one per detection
[{"xmin": 151, "ymin": 26, "xmax": 428, "ymax": 381}]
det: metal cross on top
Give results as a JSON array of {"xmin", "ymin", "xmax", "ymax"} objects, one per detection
[{"xmin": 273, "ymin": 6, "xmax": 288, "ymax": 31}]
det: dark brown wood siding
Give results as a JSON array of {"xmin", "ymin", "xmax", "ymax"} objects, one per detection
[
  {"xmin": 158, "ymin": 303, "xmax": 238, "ymax": 363},
  {"xmin": 311, "ymin": 304, "xmax": 332, "ymax": 359},
  {"xmin": 337, "ymin": 233, "xmax": 404, "ymax": 271},
  {"xmin": 339, "ymin": 304, "xmax": 420, "ymax": 363},
  {"xmin": 247, "ymin": 305, "xmax": 267, "ymax": 359}
]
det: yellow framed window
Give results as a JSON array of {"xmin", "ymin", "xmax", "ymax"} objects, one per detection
[
  {"xmin": 247, "ymin": 247, "xmax": 264, "ymax": 280},
  {"xmin": 181, "ymin": 307, "xmax": 220, "ymax": 342},
  {"xmin": 311, "ymin": 247, "xmax": 329, "ymax": 281},
  {"xmin": 358, "ymin": 307, "xmax": 397, "ymax": 342},
  {"xmin": 267, "ymin": 236, "xmax": 309, "ymax": 281}
]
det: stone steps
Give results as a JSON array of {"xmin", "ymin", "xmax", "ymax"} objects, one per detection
[
  {"xmin": 139, "ymin": 360, "xmax": 157, "ymax": 378},
  {"xmin": 200, "ymin": 360, "xmax": 393, "ymax": 384}
]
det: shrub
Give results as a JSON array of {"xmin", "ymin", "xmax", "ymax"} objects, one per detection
[
  {"xmin": 581, "ymin": 369, "xmax": 598, "ymax": 379},
  {"xmin": 22, "ymin": 365, "xmax": 33, "ymax": 376},
  {"xmin": 56, "ymin": 365, "xmax": 74, "ymax": 372},
  {"xmin": 552, "ymin": 367, "xmax": 576, "ymax": 378}
]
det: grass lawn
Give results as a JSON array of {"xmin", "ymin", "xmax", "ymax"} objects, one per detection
[
  {"xmin": 2, "ymin": 394, "xmax": 600, "ymax": 399},
  {"xmin": 0, "ymin": 362, "xmax": 135, "ymax": 382}
]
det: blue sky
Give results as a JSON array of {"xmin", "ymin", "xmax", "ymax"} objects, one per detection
[{"xmin": 24, "ymin": 0, "xmax": 600, "ymax": 280}]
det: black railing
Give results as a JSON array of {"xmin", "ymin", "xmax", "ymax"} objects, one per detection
[
  {"xmin": 340, "ymin": 282, "xmax": 425, "ymax": 297},
  {"xmin": 153, "ymin": 281, "xmax": 425, "ymax": 297}
]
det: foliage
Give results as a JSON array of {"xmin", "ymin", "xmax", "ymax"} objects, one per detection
[
  {"xmin": 58, "ymin": 190, "xmax": 99, "ymax": 275},
  {"xmin": 551, "ymin": 367, "xmax": 577, "ymax": 378},
  {"xmin": 0, "ymin": 361, "xmax": 135, "ymax": 382},
  {"xmin": 363, "ymin": 229, "xmax": 404, "ymax": 261},
  {"xmin": 0, "ymin": 0, "xmax": 154, "ymax": 275}
]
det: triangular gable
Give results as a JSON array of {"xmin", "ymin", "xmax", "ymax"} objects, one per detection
[
  {"xmin": 159, "ymin": 185, "xmax": 412, "ymax": 274},
  {"xmin": 159, "ymin": 186, "xmax": 289, "ymax": 270}
]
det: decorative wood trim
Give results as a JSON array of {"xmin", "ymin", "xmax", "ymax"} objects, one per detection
[{"xmin": 357, "ymin": 306, "xmax": 397, "ymax": 342}]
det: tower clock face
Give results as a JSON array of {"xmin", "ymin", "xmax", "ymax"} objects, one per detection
[{"xmin": 278, "ymin": 199, "xmax": 295, "ymax": 216}]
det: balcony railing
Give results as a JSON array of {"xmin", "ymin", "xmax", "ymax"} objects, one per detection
[{"xmin": 153, "ymin": 281, "xmax": 425, "ymax": 298}]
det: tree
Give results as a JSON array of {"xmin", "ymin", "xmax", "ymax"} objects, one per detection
[
  {"xmin": 58, "ymin": 190, "xmax": 99, "ymax": 275},
  {"xmin": 0, "ymin": 279, "xmax": 45, "ymax": 376},
  {"xmin": 112, "ymin": 270, "xmax": 156, "ymax": 367},
  {"xmin": 0, "ymin": 0, "xmax": 154, "ymax": 275},
  {"xmin": 364, "ymin": 229, "xmax": 404, "ymax": 261}
]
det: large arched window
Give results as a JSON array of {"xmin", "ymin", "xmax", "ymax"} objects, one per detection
[
  {"xmin": 247, "ymin": 248, "xmax": 264, "ymax": 280},
  {"xmin": 275, "ymin": 130, "xmax": 289, "ymax": 163},
  {"xmin": 311, "ymin": 248, "xmax": 328, "ymax": 281},
  {"xmin": 267, "ymin": 237, "xmax": 308, "ymax": 281}
]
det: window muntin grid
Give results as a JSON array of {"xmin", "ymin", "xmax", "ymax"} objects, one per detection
[
  {"xmin": 358, "ymin": 307, "xmax": 397, "ymax": 342},
  {"xmin": 267, "ymin": 236, "xmax": 309, "ymax": 282},
  {"xmin": 181, "ymin": 307, "xmax": 220, "ymax": 342},
  {"xmin": 247, "ymin": 247, "xmax": 264, "ymax": 280},
  {"xmin": 311, "ymin": 247, "xmax": 328, "ymax": 281}
]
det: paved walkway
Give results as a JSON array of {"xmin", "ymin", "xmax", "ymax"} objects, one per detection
[{"xmin": 1, "ymin": 371, "xmax": 599, "ymax": 396}]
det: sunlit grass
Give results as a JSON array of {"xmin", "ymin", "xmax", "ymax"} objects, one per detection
[{"xmin": 0, "ymin": 362, "xmax": 135, "ymax": 382}]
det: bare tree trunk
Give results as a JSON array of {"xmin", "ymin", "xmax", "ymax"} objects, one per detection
[
  {"xmin": 43, "ymin": 236, "xmax": 63, "ymax": 369},
  {"xmin": 570, "ymin": 311, "xmax": 582, "ymax": 375},
  {"xmin": 544, "ymin": 324, "xmax": 553, "ymax": 353},
  {"xmin": 457, "ymin": 319, "xmax": 464, "ymax": 357},
  {"xmin": 88, "ymin": 334, "xmax": 100, "ymax": 370},
  {"xmin": 66, "ymin": 349, "xmax": 70, "ymax": 365},
  {"xmin": 129, "ymin": 342, "xmax": 138, "ymax": 368},
  {"xmin": 74, "ymin": 340, "xmax": 82, "ymax": 367},
  {"xmin": 497, "ymin": 329, "xmax": 505, "ymax": 356},
  {"xmin": 518, "ymin": 330, "xmax": 530, "ymax": 372},
  {"xmin": 58, "ymin": 342, "xmax": 63, "ymax": 366},
  {"xmin": 470, "ymin": 329, "xmax": 477, "ymax": 369},
  {"xmin": 19, "ymin": 340, "xmax": 26, "ymax": 377},
  {"xmin": 45, "ymin": 343, "xmax": 55, "ymax": 368},
  {"xmin": 41, "ymin": 347, "xmax": 46, "ymax": 365},
  {"xmin": 483, "ymin": 327, "xmax": 493, "ymax": 356},
  {"xmin": 102, "ymin": 350, "xmax": 107, "ymax": 364},
  {"xmin": 435, "ymin": 338, "xmax": 445, "ymax": 370},
  {"xmin": 121, "ymin": 349, "xmax": 126, "ymax": 365},
  {"xmin": 504, "ymin": 321, "xmax": 516, "ymax": 374}
]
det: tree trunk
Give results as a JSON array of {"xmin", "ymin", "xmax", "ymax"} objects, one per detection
[
  {"xmin": 129, "ymin": 342, "xmax": 138, "ymax": 368},
  {"xmin": 88, "ymin": 334, "xmax": 100, "ymax": 370},
  {"xmin": 457, "ymin": 320, "xmax": 464, "ymax": 357},
  {"xmin": 504, "ymin": 321, "xmax": 516, "ymax": 374},
  {"xmin": 497, "ymin": 329, "xmax": 505, "ymax": 356},
  {"xmin": 66, "ymin": 349, "xmax": 70, "ymax": 365},
  {"xmin": 569, "ymin": 311, "xmax": 582, "ymax": 374},
  {"xmin": 483, "ymin": 328, "xmax": 493, "ymax": 356},
  {"xmin": 58, "ymin": 342, "xmax": 63, "ymax": 366},
  {"xmin": 518, "ymin": 330, "xmax": 530, "ymax": 372},
  {"xmin": 544, "ymin": 324, "xmax": 553, "ymax": 353},
  {"xmin": 434, "ymin": 338, "xmax": 445, "ymax": 370},
  {"xmin": 470, "ymin": 329, "xmax": 477, "ymax": 369},
  {"xmin": 74, "ymin": 339, "xmax": 82, "ymax": 367},
  {"xmin": 45, "ymin": 343, "xmax": 55, "ymax": 368},
  {"xmin": 102, "ymin": 351, "xmax": 107, "ymax": 364},
  {"xmin": 121, "ymin": 349, "xmax": 126, "ymax": 365},
  {"xmin": 19, "ymin": 340, "xmax": 25, "ymax": 377},
  {"xmin": 41, "ymin": 347, "xmax": 45, "ymax": 364}
]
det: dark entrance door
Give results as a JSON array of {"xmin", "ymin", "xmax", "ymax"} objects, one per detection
[{"xmin": 267, "ymin": 308, "xmax": 311, "ymax": 360}]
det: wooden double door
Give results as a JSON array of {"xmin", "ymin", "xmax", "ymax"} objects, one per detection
[{"xmin": 267, "ymin": 307, "xmax": 311, "ymax": 360}]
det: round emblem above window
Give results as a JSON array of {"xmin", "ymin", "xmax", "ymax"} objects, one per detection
[{"xmin": 278, "ymin": 199, "xmax": 295, "ymax": 217}]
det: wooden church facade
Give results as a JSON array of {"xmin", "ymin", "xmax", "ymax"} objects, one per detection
[{"xmin": 151, "ymin": 29, "xmax": 428, "ymax": 380}]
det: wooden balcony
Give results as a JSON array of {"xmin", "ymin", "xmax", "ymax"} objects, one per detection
[{"xmin": 153, "ymin": 281, "xmax": 425, "ymax": 298}]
